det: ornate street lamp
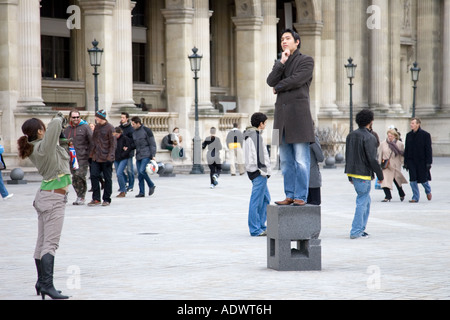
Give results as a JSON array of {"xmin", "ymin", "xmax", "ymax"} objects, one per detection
[
  {"xmin": 87, "ymin": 39, "xmax": 103, "ymax": 112},
  {"xmin": 410, "ymin": 62, "xmax": 421, "ymax": 118},
  {"xmin": 188, "ymin": 47, "xmax": 204, "ymax": 174},
  {"xmin": 345, "ymin": 57, "xmax": 357, "ymax": 132}
]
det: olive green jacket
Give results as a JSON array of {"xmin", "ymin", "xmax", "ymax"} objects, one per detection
[{"xmin": 29, "ymin": 115, "xmax": 71, "ymax": 181}]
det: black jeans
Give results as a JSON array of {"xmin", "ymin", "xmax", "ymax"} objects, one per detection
[
  {"xmin": 383, "ymin": 179, "xmax": 405, "ymax": 200},
  {"xmin": 90, "ymin": 161, "xmax": 113, "ymax": 203},
  {"xmin": 208, "ymin": 163, "xmax": 222, "ymax": 184}
]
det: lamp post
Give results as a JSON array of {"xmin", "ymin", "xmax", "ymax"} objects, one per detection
[
  {"xmin": 410, "ymin": 61, "xmax": 421, "ymax": 118},
  {"xmin": 87, "ymin": 39, "xmax": 103, "ymax": 112},
  {"xmin": 345, "ymin": 57, "xmax": 357, "ymax": 132},
  {"xmin": 188, "ymin": 47, "xmax": 204, "ymax": 174}
]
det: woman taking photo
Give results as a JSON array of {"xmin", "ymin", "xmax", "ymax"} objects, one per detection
[
  {"xmin": 378, "ymin": 128, "xmax": 408, "ymax": 202},
  {"xmin": 17, "ymin": 113, "xmax": 70, "ymax": 300}
]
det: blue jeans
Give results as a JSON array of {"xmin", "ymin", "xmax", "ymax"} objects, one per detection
[
  {"xmin": 350, "ymin": 178, "xmax": 372, "ymax": 238},
  {"xmin": 0, "ymin": 173, "xmax": 10, "ymax": 198},
  {"xmin": 248, "ymin": 175, "xmax": 271, "ymax": 236},
  {"xmin": 126, "ymin": 157, "xmax": 135, "ymax": 189},
  {"xmin": 279, "ymin": 138, "xmax": 310, "ymax": 201},
  {"xmin": 136, "ymin": 158, "xmax": 155, "ymax": 195},
  {"xmin": 410, "ymin": 181, "xmax": 431, "ymax": 202},
  {"xmin": 114, "ymin": 159, "xmax": 128, "ymax": 193}
]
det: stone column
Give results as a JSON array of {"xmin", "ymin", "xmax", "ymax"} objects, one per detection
[
  {"xmin": 442, "ymin": 0, "xmax": 450, "ymax": 112},
  {"xmin": 369, "ymin": 0, "xmax": 390, "ymax": 112},
  {"xmin": 79, "ymin": 0, "xmax": 116, "ymax": 113},
  {"xmin": 232, "ymin": 15, "xmax": 263, "ymax": 115},
  {"xmin": 389, "ymin": 0, "xmax": 403, "ymax": 113},
  {"xmin": 0, "ymin": 0, "xmax": 19, "ymax": 152},
  {"xmin": 17, "ymin": 0, "xmax": 45, "ymax": 111},
  {"xmin": 192, "ymin": 0, "xmax": 214, "ymax": 113},
  {"xmin": 416, "ymin": 0, "xmax": 440, "ymax": 115},
  {"xmin": 335, "ymin": 0, "xmax": 351, "ymax": 112},
  {"xmin": 161, "ymin": 1, "xmax": 195, "ymax": 149},
  {"xmin": 319, "ymin": 0, "xmax": 340, "ymax": 116},
  {"xmin": 260, "ymin": 0, "xmax": 278, "ymax": 113},
  {"xmin": 294, "ymin": 18, "xmax": 323, "ymax": 121},
  {"xmin": 111, "ymin": 0, "xmax": 136, "ymax": 112}
]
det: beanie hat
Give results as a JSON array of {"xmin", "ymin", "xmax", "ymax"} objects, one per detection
[{"xmin": 96, "ymin": 109, "xmax": 107, "ymax": 120}]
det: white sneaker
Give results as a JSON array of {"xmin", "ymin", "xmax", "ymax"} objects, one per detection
[
  {"xmin": 73, "ymin": 197, "xmax": 85, "ymax": 205},
  {"xmin": 210, "ymin": 184, "xmax": 215, "ymax": 189},
  {"xmin": 3, "ymin": 194, "xmax": 14, "ymax": 200}
]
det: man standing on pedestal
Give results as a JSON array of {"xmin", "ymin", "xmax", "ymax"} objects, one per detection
[{"xmin": 267, "ymin": 29, "xmax": 315, "ymax": 206}]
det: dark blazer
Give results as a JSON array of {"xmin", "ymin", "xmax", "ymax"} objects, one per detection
[
  {"xmin": 267, "ymin": 49, "xmax": 315, "ymax": 145},
  {"xmin": 345, "ymin": 127, "xmax": 384, "ymax": 182},
  {"xmin": 404, "ymin": 127, "xmax": 432, "ymax": 183}
]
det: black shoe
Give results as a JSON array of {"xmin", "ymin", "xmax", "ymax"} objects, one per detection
[
  {"xmin": 148, "ymin": 186, "xmax": 156, "ymax": 196},
  {"xmin": 40, "ymin": 253, "xmax": 69, "ymax": 300},
  {"xmin": 135, "ymin": 194, "xmax": 145, "ymax": 198}
]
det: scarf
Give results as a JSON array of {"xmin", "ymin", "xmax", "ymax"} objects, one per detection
[{"xmin": 387, "ymin": 139, "xmax": 403, "ymax": 157}]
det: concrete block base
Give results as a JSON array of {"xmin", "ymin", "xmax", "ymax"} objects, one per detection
[{"xmin": 267, "ymin": 204, "xmax": 322, "ymax": 271}]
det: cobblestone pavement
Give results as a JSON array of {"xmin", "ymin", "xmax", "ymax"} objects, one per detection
[{"xmin": 1, "ymin": 158, "xmax": 449, "ymax": 300}]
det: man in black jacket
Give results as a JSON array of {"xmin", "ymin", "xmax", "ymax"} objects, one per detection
[
  {"xmin": 131, "ymin": 116, "xmax": 157, "ymax": 198},
  {"xmin": 119, "ymin": 112, "xmax": 135, "ymax": 192},
  {"xmin": 404, "ymin": 118, "xmax": 432, "ymax": 203},
  {"xmin": 345, "ymin": 109, "xmax": 383, "ymax": 239}
]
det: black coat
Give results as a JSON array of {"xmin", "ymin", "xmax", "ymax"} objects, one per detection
[
  {"xmin": 115, "ymin": 135, "xmax": 132, "ymax": 162},
  {"xmin": 267, "ymin": 50, "xmax": 315, "ymax": 145},
  {"xmin": 404, "ymin": 128, "xmax": 432, "ymax": 183}
]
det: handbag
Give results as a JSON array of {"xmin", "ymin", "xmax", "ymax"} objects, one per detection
[{"xmin": 381, "ymin": 151, "xmax": 393, "ymax": 169}]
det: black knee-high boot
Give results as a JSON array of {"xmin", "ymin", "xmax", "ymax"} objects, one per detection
[
  {"xmin": 35, "ymin": 259, "xmax": 42, "ymax": 295},
  {"xmin": 39, "ymin": 253, "xmax": 69, "ymax": 300},
  {"xmin": 35, "ymin": 258, "xmax": 62, "ymax": 296}
]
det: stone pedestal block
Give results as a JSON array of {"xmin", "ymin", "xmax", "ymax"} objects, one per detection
[{"xmin": 267, "ymin": 204, "xmax": 321, "ymax": 271}]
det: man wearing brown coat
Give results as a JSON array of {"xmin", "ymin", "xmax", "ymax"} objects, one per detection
[
  {"xmin": 88, "ymin": 109, "xmax": 116, "ymax": 207},
  {"xmin": 267, "ymin": 28, "xmax": 315, "ymax": 206}
]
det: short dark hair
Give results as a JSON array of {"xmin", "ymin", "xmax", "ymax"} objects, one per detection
[
  {"xmin": 281, "ymin": 28, "xmax": 301, "ymax": 49},
  {"xmin": 131, "ymin": 116, "xmax": 142, "ymax": 125},
  {"xmin": 251, "ymin": 112, "xmax": 268, "ymax": 128},
  {"xmin": 355, "ymin": 109, "xmax": 374, "ymax": 128},
  {"xmin": 121, "ymin": 112, "xmax": 130, "ymax": 119}
]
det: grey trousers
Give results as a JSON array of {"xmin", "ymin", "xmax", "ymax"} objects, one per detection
[{"xmin": 33, "ymin": 189, "xmax": 68, "ymax": 259}]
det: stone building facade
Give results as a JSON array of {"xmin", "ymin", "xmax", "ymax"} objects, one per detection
[{"xmin": 0, "ymin": 0, "xmax": 449, "ymax": 167}]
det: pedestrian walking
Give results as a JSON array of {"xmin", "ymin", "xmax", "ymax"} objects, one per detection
[
  {"xmin": 88, "ymin": 109, "xmax": 116, "ymax": 207},
  {"xmin": 0, "ymin": 143, "xmax": 13, "ymax": 200},
  {"xmin": 131, "ymin": 116, "xmax": 157, "ymax": 198},
  {"xmin": 345, "ymin": 109, "xmax": 384, "ymax": 239},
  {"xmin": 378, "ymin": 128, "xmax": 407, "ymax": 202},
  {"xmin": 226, "ymin": 123, "xmax": 245, "ymax": 176},
  {"xmin": 64, "ymin": 109, "xmax": 93, "ymax": 205},
  {"xmin": 17, "ymin": 113, "xmax": 70, "ymax": 299},
  {"xmin": 244, "ymin": 113, "xmax": 271, "ymax": 237},
  {"xmin": 267, "ymin": 28, "xmax": 315, "ymax": 206},
  {"xmin": 113, "ymin": 127, "xmax": 132, "ymax": 198},
  {"xmin": 202, "ymin": 127, "xmax": 222, "ymax": 189},
  {"xmin": 404, "ymin": 118, "xmax": 433, "ymax": 203},
  {"xmin": 119, "ymin": 112, "xmax": 135, "ymax": 192}
]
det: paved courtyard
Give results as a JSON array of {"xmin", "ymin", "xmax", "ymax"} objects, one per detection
[{"xmin": 1, "ymin": 158, "xmax": 449, "ymax": 300}]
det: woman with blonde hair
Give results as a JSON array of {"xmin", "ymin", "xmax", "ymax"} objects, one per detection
[
  {"xmin": 17, "ymin": 113, "xmax": 70, "ymax": 299},
  {"xmin": 378, "ymin": 128, "xmax": 408, "ymax": 202}
]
